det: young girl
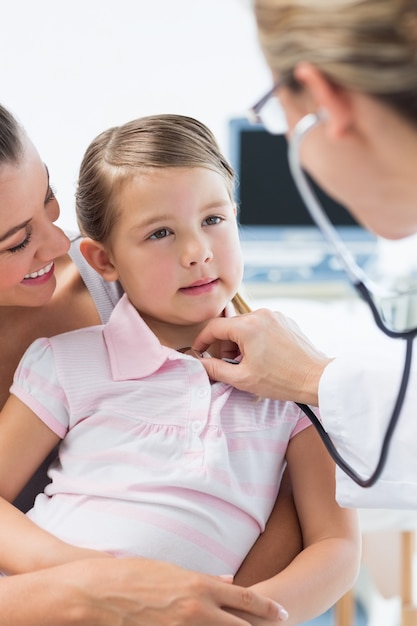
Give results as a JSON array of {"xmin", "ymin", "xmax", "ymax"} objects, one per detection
[
  {"xmin": 0, "ymin": 102, "xmax": 294, "ymax": 626},
  {"xmin": 0, "ymin": 114, "xmax": 360, "ymax": 625}
]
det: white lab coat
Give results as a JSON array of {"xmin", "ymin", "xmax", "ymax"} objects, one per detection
[{"xmin": 319, "ymin": 347, "xmax": 417, "ymax": 509}]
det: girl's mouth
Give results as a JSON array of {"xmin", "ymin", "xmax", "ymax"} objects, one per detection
[{"xmin": 179, "ymin": 278, "xmax": 218, "ymax": 295}]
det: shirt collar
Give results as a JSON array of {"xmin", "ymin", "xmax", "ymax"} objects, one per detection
[
  {"xmin": 103, "ymin": 293, "xmax": 236, "ymax": 381},
  {"xmin": 103, "ymin": 294, "xmax": 173, "ymax": 380}
]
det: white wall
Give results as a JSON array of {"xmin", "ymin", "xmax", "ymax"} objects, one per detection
[{"xmin": 0, "ymin": 0, "xmax": 270, "ymax": 231}]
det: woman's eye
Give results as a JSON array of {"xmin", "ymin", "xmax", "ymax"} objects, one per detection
[
  {"xmin": 45, "ymin": 185, "xmax": 57, "ymax": 204},
  {"xmin": 149, "ymin": 228, "xmax": 171, "ymax": 240},
  {"xmin": 204, "ymin": 215, "xmax": 222, "ymax": 226},
  {"xmin": 8, "ymin": 232, "xmax": 32, "ymax": 254}
]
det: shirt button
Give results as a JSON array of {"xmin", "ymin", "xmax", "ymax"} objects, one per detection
[
  {"xmin": 191, "ymin": 420, "xmax": 202, "ymax": 432},
  {"xmin": 197, "ymin": 387, "xmax": 208, "ymax": 398}
]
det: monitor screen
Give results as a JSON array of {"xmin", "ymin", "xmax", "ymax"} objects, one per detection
[{"xmin": 228, "ymin": 117, "xmax": 359, "ymax": 228}]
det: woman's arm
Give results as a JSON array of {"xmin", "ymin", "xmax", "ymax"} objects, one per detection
[
  {"xmin": 0, "ymin": 495, "xmax": 110, "ymax": 574},
  {"xmin": 244, "ymin": 426, "xmax": 361, "ymax": 626},
  {"xmin": 234, "ymin": 468, "xmax": 302, "ymax": 586},
  {"xmin": 0, "ymin": 558, "xmax": 286, "ymax": 626}
]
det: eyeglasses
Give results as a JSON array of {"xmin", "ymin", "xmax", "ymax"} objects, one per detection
[{"xmin": 247, "ymin": 80, "xmax": 288, "ymax": 135}]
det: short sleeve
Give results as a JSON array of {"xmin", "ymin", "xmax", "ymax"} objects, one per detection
[
  {"xmin": 10, "ymin": 338, "xmax": 69, "ymax": 439},
  {"xmin": 290, "ymin": 407, "xmax": 313, "ymax": 438}
]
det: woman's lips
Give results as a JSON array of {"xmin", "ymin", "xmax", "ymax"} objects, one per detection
[{"xmin": 22, "ymin": 261, "xmax": 54, "ymax": 284}]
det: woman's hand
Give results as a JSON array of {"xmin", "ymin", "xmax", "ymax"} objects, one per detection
[
  {"xmin": 193, "ymin": 308, "xmax": 332, "ymax": 405},
  {"xmin": 1, "ymin": 557, "xmax": 288, "ymax": 626}
]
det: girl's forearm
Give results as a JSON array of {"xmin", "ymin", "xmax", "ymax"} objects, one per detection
[{"xmin": 249, "ymin": 538, "xmax": 360, "ymax": 626}]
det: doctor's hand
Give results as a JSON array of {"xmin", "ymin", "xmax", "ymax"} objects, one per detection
[{"xmin": 193, "ymin": 308, "xmax": 332, "ymax": 405}]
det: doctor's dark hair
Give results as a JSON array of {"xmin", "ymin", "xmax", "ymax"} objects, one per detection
[
  {"xmin": 76, "ymin": 113, "xmax": 249, "ymax": 314},
  {"xmin": 254, "ymin": 0, "xmax": 417, "ymax": 125},
  {"xmin": 0, "ymin": 104, "xmax": 24, "ymax": 165}
]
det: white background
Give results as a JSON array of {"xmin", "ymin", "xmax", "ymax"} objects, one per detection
[{"xmin": 0, "ymin": 0, "xmax": 270, "ymax": 231}]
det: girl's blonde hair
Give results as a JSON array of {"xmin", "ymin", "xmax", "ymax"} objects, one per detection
[
  {"xmin": 254, "ymin": 0, "xmax": 417, "ymax": 123},
  {"xmin": 75, "ymin": 113, "xmax": 250, "ymax": 315}
]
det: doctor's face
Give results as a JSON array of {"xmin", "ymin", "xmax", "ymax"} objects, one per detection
[{"xmin": 279, "ymin": 84, "xmax": 417, "ymax": 241}]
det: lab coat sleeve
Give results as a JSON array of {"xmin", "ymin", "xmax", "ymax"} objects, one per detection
[{"xmin": 319, "ymin": 349, "xmax": 417, "ymax": 509}]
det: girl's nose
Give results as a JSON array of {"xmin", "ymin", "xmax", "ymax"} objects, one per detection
[{"xmin": 181, "ymin": 237, "xmax": 213, "ymax": 267}]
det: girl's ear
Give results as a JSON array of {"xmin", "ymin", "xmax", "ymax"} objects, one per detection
[
  {"xmin": 293, "ymin": 62, "xmax": 353, "ymax": 139},
  {"xmin": 79, "ymin": 238, "xmax": 119, "ymax": 282}
]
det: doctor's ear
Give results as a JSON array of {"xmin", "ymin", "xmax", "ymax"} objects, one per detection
[
  {"xmin": 79, "ymin": 238, "xmax": 119, "ymax": 282},
  {"xmin": 293, "ymin": 63, "xmax": 353, "ymax": 139}
]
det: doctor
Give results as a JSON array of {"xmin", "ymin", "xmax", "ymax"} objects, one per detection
[{"xmin": 194, "ymin": 0, "xmax": 417, "ymax": 509}]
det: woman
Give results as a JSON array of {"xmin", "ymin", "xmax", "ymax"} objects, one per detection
[
  {"xmin": 0, "ymin": 103, "xmax": 293, "ymax": 624},
  {"xmin": 194, "ymin": 0, "xmax": 417, "ymax": 509}
]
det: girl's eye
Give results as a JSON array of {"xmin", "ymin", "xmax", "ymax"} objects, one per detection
[
  {"xmin": 8, "ymin": 231, "xmax": 32, "ymax": 254},
  {"xmin": 149, "ymin": 228, "xmax": 171, "ymax": 240},
  {"xmin": 203, "ymin": 215, "xmax": 222, "ymax": 226}
]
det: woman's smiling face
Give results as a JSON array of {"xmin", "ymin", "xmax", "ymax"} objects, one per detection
[{"xmin": 0, "ymin": 137, "xmax": 69, "ymax": 307}]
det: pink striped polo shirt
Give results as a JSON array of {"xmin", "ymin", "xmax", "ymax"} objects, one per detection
[{"xmin": 11, "ymin": 294, "xmax": 311, "ymax": 575}]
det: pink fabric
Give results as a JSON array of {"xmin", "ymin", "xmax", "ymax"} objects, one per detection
[{"xmin": 11, "ymin": 294, "xmax": 311, "ymax": 575}]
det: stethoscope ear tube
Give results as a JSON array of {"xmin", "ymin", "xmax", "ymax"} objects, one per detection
[{"xmin": 288, "ymin": 114, "xmax": 367, "ymax": 284}]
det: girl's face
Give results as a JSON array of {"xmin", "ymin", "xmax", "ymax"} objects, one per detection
[
  {"xmin": 104, "ymin": 167, "xmax": 243, "ymax": 347},
  {"xmin": 0, "ymin": 137, "xmax": 70, "ymax": 307}
]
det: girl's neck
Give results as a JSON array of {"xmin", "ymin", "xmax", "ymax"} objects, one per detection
[{"xmin": 139, "ymin": 308, "xmax": 227, "ymax": 356}]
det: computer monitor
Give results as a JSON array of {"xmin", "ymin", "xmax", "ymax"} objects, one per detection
[{"xmin": 228, "ymin": 117, "xmax": 359, "ymax": 228}]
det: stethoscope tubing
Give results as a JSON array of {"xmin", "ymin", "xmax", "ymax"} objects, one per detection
[
  {"xmin": 286, "ymin": 113, "xmax": 417, "ymax": 487},
  {"xmin": 296, "ymin": 334, "xmax": 413, "ymax": 487}
]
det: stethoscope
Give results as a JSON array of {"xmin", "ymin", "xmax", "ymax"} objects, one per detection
[{"xmin": 287, "ymin": 112, "xmax": 417, "ymax": 487}]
